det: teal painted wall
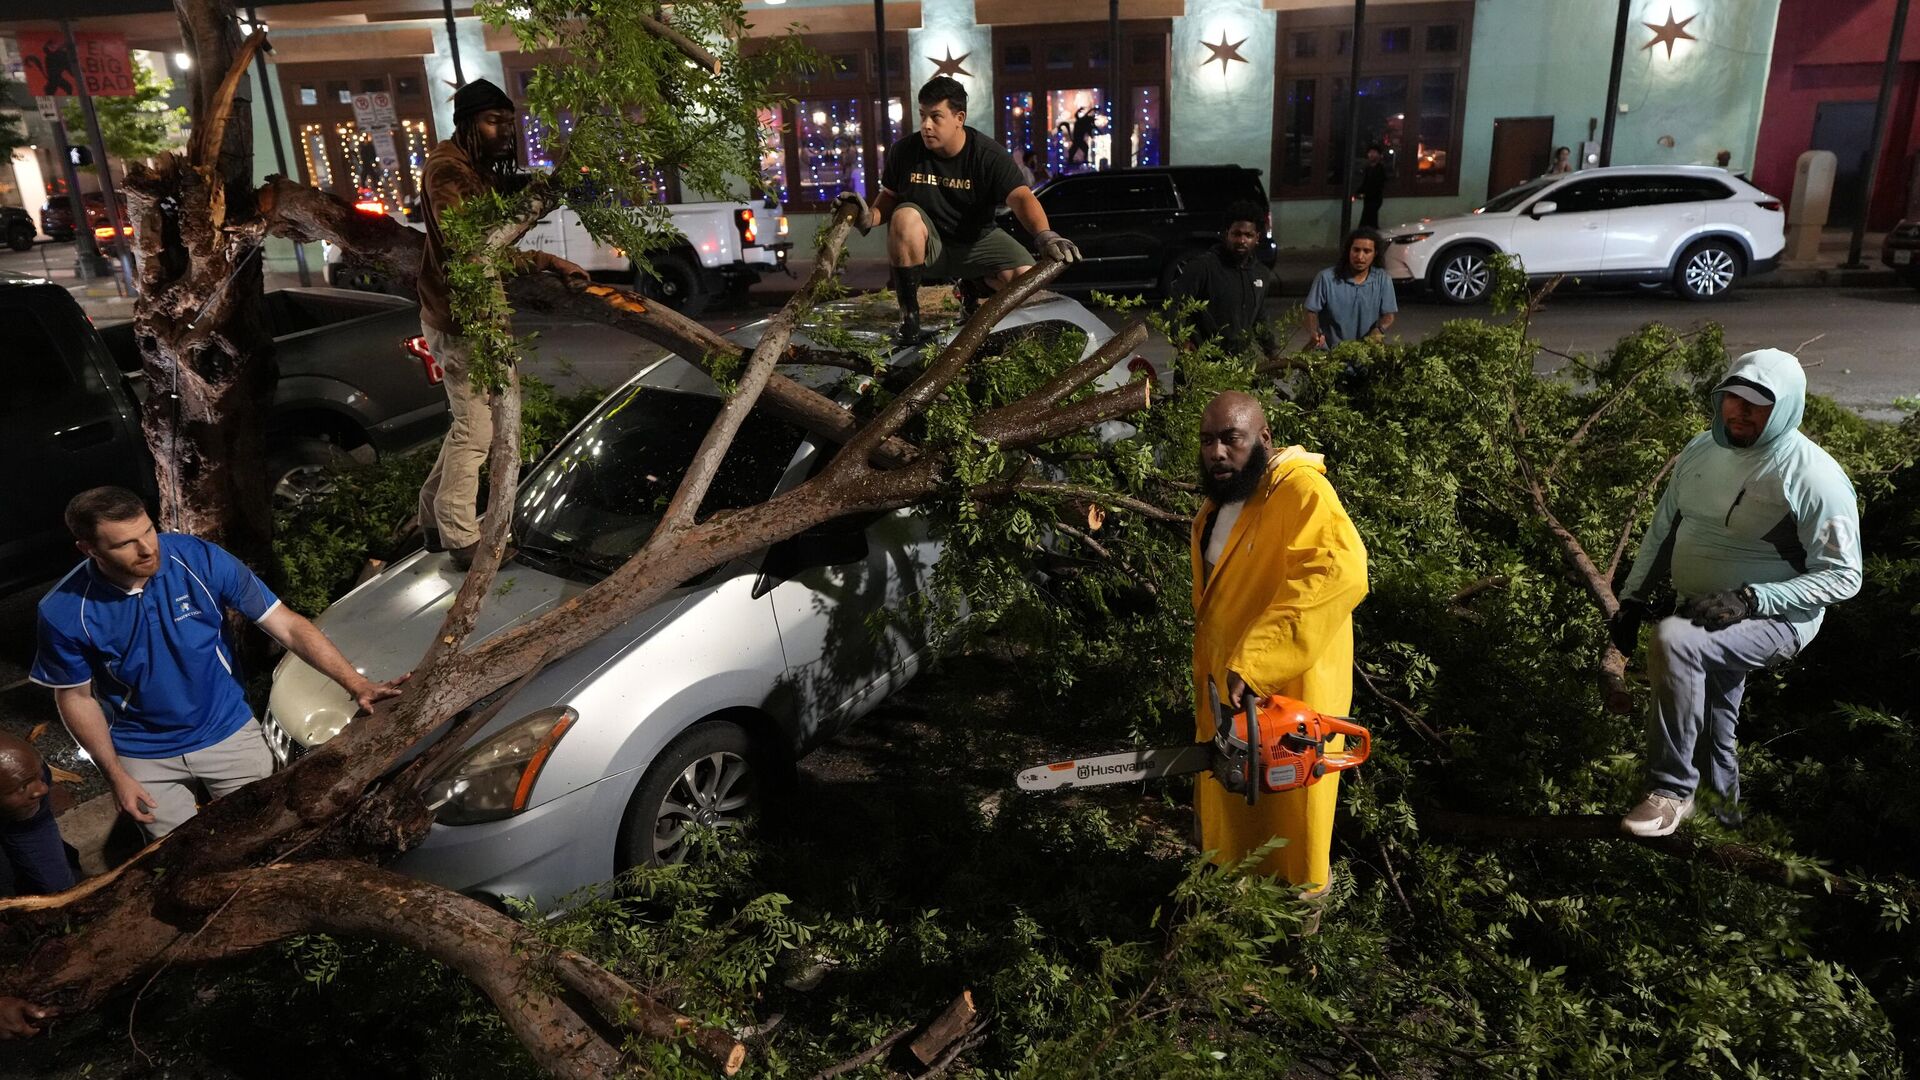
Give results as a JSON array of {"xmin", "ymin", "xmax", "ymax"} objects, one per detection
[
  {"xmin": 1168, "ymin": 0, "xmax": 1277, "ymax": 173},
  {"xmin": 1611, "ymin": 0, "xmax": 1780, "ymax": 170},
  {"xmin": 910, "ymin": 0, "xmax": 994, "ymax": 139}
]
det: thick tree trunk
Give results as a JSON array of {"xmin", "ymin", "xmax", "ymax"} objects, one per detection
[{"xmin": 120, "ymin": 6, "xmax": 274, "ymax": 565}]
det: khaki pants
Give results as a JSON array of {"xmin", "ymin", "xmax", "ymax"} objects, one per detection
[
  {"xmin": 417, "ymin": 322, "xmax": 493, "ymax": 548},
  {"xmin": 121, "ymin": 719, "xmax": 275, "ymax": 838}
]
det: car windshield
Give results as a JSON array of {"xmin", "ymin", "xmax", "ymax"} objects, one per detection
[
  {"xmin": 1477, "ymin": 177, "xmax": 1556, "ymax": 214},
  {"xmin": 514, "ymin": 382, "xmax": 805, "ymax": 575}
]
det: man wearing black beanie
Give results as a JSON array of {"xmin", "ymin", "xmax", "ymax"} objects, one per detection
[{"xmin": 416, "ymin": 78, "xmax": 589, "ymax": 571}]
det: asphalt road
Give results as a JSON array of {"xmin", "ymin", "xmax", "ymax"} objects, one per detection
[{"xmin": 509, "ymin": 282, "xmax": 1920, "ymax": 421}]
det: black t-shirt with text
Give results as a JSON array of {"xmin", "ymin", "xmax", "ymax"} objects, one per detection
[{"xmin": 881, "ymin": 128, "xmax": 1026, "ymax": 243}]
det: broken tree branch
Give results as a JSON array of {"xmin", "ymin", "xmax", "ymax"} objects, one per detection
[
  {"xmin": 187, "ymin": 29, "xmax": 267, "ymax": 170},
  {"xmin": 639, "ymin": 11, "xmax": 721, "ymax": 73}
]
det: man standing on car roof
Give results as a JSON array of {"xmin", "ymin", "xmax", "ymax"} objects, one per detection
[
  {"xmin": 417, "ymin": 78, "xmax": 590, "ymax": 571},
  {"xmin": 1170, "ymin": 199, "xmax": 1279, "ymax": 356},
  {"xmin": 832, "ymin": 77, "xmax": 1081, "ymax": 345}
]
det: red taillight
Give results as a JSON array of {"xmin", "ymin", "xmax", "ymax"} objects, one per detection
[
  {"xmin": 735, "ymin": 207, "xmax": 755, "ymax": 246},
  {"xmin": 354, "ymin": 198, "xmax": 387, "ymax": 216},
  {"xmin": 404, "ymin": 335, "xmax": 443, "ymax": 384},
  {"xmin": 94, "ymin": 225, "xmax": 130, "ymax": 239},
  {"xmin": 1756, "ymin": 199, "xmax": 1782, "ymax": 212}
]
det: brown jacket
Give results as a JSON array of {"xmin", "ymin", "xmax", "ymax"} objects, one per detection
[{"xmin": 418, "ymin": 140, "xmax": 565, "ymax": 333}]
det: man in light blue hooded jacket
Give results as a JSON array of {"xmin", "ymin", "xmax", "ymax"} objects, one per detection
[{"xmin": 1611, "ymin": 348, "xmax": 1862, "ymax": 837}]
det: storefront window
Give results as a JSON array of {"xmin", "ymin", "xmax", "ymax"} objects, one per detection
[
  {"xmin": 1416, "ymin": 72, "xmax": 1455, "ymax": 179},
  {"xmin": 1129, "ymin": 86, "xmax": 1162, "ymax": 167},
  {"xmin": 1280, "ymin": 79, "xmax": 1314, "ymax": 185},
  {"xmin": 300, "ymin": 124, "xmax": 332, "ymax": 189},
  {"xmin": 758, "ymin": 107, "xmax": 789, "ymax": 203},
  {"xmin": 1002, "ymin": 91, "xmax": 1039, "ymax": 161},
  {"xmin": 796, "ymin": 98, "xmax": 865, "ymax": 204},
  {"xmin": 1048, "ymin": 89, "xmax": 1109, "ymax": 175},
  {"xmin": 1329, "ymin": 75, "xmax": 1407, "ymax": 185}
]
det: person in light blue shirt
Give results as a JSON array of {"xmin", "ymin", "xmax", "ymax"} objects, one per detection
[
  {"xmin": 1303, "ymin": 228, "xmax": 1398, "ymax": 349},
  {"xmin": 31, "ymin": 487, "xmax": 404, "ymax": 838},
  {"xmin": 1609, "ymin": 350, "xmax": 1862, "ymax": 837}
]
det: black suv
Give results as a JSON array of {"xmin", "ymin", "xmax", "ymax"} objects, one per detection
[
  {"xmin": 999, "ymin": 165, "xmax": 1276, "ymax": 295},
  {"xmin": 2, "ymin": 206, "xmax": 33, "ymax": 251}
]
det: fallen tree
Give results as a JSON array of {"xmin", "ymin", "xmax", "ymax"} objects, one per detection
[{"xmin": 0, "ymin": 1, "xmax": 1162, "ymax": 1074}]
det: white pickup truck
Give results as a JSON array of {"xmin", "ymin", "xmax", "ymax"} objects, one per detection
[{"xmin": 326, "ymin": 196, "xmax": 791, "ymax": 316}]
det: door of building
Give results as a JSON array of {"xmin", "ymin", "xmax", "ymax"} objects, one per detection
[
  {"xmin": 1488, "ymin": 117, "xmax": 1553, "ymax": 200},
  {"xmin": 1811, "ymin": 100, "xmax": 1876, "ymax": 228}
]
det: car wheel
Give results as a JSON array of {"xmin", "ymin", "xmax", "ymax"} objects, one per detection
[
  {"xmin": 266, "ymin": 437, "xmax": 351, "ymax": 511},
  {"xmin": 635, "ymin": 252, "xmax": 709, "ymax": 317},
  {"xmin": 1430, "ymin": 245, "xmax": 1493, "ymax": 304},
  {"xmin": 6, "ymin": 223, "xmax": 31, "ymax": 252},
  {"xmin": 1674, "ymin": 240, "xmax": 1741, "ymax": 301},
  {"xmin": 619, "ymin": 720, "xmax": 763, "ymax": 868}
]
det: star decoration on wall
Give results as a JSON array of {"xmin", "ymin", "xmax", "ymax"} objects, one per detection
[
  {"xmin": 1202, "ymin": 33, "xmax": 1249, "ymax": 76},
  {"xmin": 928, "ymin": 46, "xmax": 973, "ymax": 79},
  {"xmin": 1640, "ymin": 9, "xmax": 1698, "ymax": 58}
]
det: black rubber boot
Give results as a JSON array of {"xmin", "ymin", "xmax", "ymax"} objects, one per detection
[
  {"xmin": 448, "ymin": 542, "xmax": 478, "ymax": 572},
  {"xmin": 892, "ymin": 264, "xmax": 934, "ymax": 345}
]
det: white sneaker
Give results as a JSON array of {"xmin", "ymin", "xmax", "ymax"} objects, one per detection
[{"xmin": 1621, "ymin": 792, "xmax": 1694, "ymax": 837}]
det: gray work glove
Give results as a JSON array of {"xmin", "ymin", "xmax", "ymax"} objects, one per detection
[
  {"xmin": 1034, "ymin": 229, "xmax": 1081, "ymax": 264},
  {"xmin": 830, "ymin": 191, "xmax": 871, "ymax": 235},
  {"xmin": 1686, "ymin": 586, "xmax": 1757, "ymax": 630}
]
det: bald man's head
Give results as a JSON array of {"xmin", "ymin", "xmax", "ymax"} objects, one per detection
[
  {"xmin": 0, "ymin": 735, "xmax": 47, "ymax": 823},
  {"xmin": 1198, "ymin": 392, "xmax": 1274, "ymax": 503}
]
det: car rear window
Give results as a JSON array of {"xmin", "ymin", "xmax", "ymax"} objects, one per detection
[
  {"xmin": 1609, "ymin": 175, "xmax": 1734, "ymax": 207},
  {"xmin": 1170, "ymin": 169, "xmax": 1266, "ymax": 210}
]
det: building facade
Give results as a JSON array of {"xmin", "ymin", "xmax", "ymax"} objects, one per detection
[{"xmin": 12, "ymin": 0, "xmax": 1915, "ymax": 267}]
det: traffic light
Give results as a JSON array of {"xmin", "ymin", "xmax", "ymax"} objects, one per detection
[{"xmin": 68, "ymin": 146, "xmax": 92, "ymax": 167}]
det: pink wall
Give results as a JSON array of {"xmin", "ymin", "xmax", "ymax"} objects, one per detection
[{"xmin": 1755, "ymin": 0, "xmax": 1920, "ymax": 228}]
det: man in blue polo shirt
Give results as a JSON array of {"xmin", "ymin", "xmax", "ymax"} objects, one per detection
[
  {"xmin": 30, "ymin": 487, "xmax": 403, "ymax": 838},
  {"xmin": 1304, "ymin": 227, "xmax": 1397, "ymax": 350}
]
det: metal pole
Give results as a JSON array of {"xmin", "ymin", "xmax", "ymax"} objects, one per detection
[
  {"xmin": 874, "ymin": 0, "xmax": 888, "ymax": 146},
  {"xmin": 50, "ymin": 116, "xmax": 107, "ymax": 280},
  {"xmin": 1844, "ymin": 0, "xmax": 1910, "ymax": 267},
  {"xmin": 1338, "ymin": 0, "xmax": 1365, "ymax": 237},
  {"xmin": 443, "ymin": 0, "xmax": 466, "ymax": 86},
  {"xmin": 248, "ymin": 5, "xmax": 309, "ymax": 285},
  {"xmin": 1109, "ymin": 0, "xmax": 1120, "ymax": 165},
  {"xmin": 1599, "ymin": 0, "xmax": 1630, "ymax": 167},
  {"xmin": 61, "ymin": 18, "xmax": 133, "ymax": 293}
]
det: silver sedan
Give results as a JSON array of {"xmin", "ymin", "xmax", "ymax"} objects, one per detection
[{"xmin": 265, "ymin": 294, "xmax": 1124, "ymax": 908}]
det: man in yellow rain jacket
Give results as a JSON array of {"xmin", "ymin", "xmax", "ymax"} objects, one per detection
[{"xmin": 1190, "ymin": 392, "xmax": 1369, "ymax": 889}]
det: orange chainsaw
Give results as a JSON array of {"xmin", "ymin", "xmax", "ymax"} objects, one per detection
[{"xmin": 1015, "ymin": 692, "xmax": 1371, "ymax": 803}]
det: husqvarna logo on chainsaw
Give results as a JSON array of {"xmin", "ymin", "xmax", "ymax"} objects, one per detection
[{"xmin": 1077, "ymin": 759, "xmax": 1150, "ymax": 781}]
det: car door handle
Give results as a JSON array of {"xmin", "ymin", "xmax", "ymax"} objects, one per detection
[{"xmin": 54, "ymin": 420, "xmax": 115, "ymax": 449}]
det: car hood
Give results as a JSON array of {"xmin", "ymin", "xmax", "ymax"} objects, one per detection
[{"xmin": 269, "ymin": 549, "xmax": 613, "ymax": 748}]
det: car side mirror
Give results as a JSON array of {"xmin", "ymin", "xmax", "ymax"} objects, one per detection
[
  {"xmin": 752, "ymin": 515, "xmax": 876, "ymax": 598},
  {"xmin": 1529, "ymin": 200, "xmax": 1559, "ymax": 218}
]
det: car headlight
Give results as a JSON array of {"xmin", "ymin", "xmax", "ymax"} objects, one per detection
[
  {"xmin": 1390, "ymin": 231, "xmax": 1434, "ymax": 244},
  {"xmin": 426, "ymin": 707, "xmax": 577, "ymax": 826}
]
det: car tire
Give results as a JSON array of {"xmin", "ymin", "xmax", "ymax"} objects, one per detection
[
  {"xmin": 1429, "ymin": 245, "xmax": 1494, "ymax": 304},
  {"xmin": 634, "ymin": 252, "xmax": 710, "ymax": 317},
  {"xmin": 266, "ymin": 437, "xmax": 351, "ymax": 511},
  {"xmin": 1674, "ymin": 239, "xmax": 1741, "ymax": 301},
  {"xmin": 5, "ymin": 223, "xmax": 31, "ymax": 252},
  {"xmin": 618, "ymin": 720, "xmax": 766, "ymax": 869}
]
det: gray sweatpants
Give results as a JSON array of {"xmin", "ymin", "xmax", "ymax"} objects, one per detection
[
  {"xmin": 1644, "ymin": 615, "xmax": 1799, "ymax": 813},
  {"xmin": 121, "ymin": 719, "xmax": 275, "ymax": 838}
]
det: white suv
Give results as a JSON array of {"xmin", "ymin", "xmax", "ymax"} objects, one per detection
[{"xmin": 1383, "ymin": 166, "xmax": 1785, "ymax": 303}]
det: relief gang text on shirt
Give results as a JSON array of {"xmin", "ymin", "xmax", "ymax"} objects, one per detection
[
  {"xmin": 31, "ymin": 533, "xmax": 281, "ymax": 758},
  {"xmin": 882, "ymin": 127, "xmax": 1026, "ymax": 242}
]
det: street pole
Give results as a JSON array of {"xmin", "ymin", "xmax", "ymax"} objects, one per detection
[
  {"xmin": 1844, "ymin": 0, "xmax": 1910, "ymax": 268},
  {"xmin": 1599, "ymin": 0, "xmax": 1630, "ymax": 167},
  {"xmin": 1109, "ymin": 0, "xmax": 1120, "ymax": 163},
  {"xmin": 50, "ymin": 116, "xmax": 107, "ymax": 281},
  {"xmin": 443, "ymin": 0, "xmax": 466, "ymax": 86},
  {"xmin": 873, "ymin": 0, "xmax": 888, "ymax": 146},
  {"xmin": 61, "ymin": 17, "xmax": 133, "ymax": 293},
  {"xmin": 248, "ymin": 5, "xmax": 309, "ymax": 285},
  {"xmin": 1338, "ymin": 0, "xmax": 1365, "ymax": 237}
]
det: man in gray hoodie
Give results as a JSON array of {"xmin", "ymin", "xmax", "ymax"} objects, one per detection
[{"xmin": 1611, "ymin": 349, "xmax": 1862, "ymax": 837}]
